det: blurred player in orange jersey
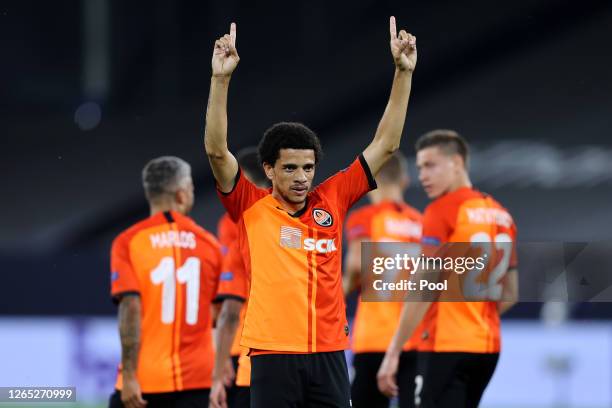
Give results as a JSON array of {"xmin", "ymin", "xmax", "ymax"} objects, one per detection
[
  {"xmin": 109, "ymin": 156, "xmax": 223, "ymax": 408},
  {"xmin": 210, "ymin": 147, "xmax": 270, "ymax": 408},
  {"xmin": 344, "ymin": 151, "xmax": 422, "ymax": 408},
  {"xmin": 205, "ymin": 18, "xmax": 416, "ymax": 408},
  {"xmin": 377, "ymin": 130, "xmax": 519, "ymax": 408}
]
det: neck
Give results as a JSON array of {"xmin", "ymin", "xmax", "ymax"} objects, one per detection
[
  {"xmin": 369, "ymin": 185, "xmax": 405, "ymax": 204},
  {"xmin": 271, "ymin": 189, "xmax": 306, "ymax": 214},
  {"xmin": 447, "ymin": 173, "xmax": 472, "ymax": 194},
  {"xmin": 150, "ymin": 202, "xmax": 183, "ymax": 217}
]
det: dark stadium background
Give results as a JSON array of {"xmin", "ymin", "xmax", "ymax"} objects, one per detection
[{"xmin": 1, "ymin": 0, "xmax": 611, "ymax": 406}]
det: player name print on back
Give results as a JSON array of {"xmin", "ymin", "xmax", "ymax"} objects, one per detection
[
  {"xmin": 383, "ymin": 217, "xmax": 422, "ymax": 238},
  {"xmin": 149, "ymin": 230, "xmax": 197, "ymax": 249}
]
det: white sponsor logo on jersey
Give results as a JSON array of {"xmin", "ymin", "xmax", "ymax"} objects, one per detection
[{"xmin": 279, "ymin": 226, "xmax": 337, "ymax": 253}]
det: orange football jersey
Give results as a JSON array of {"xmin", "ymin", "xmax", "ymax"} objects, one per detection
[
  {"xmin": 215, "ymin": 213, "xmax": 252, "ymax": 386},
  {"xmin": 110, "ymin": 211, "xmax": 223, "ymax": 392},
  {"xmin": 235, "ymin": 352, "xmax": 252, "ymax": 387},
  {"xmin": 346, "ymin": 201, "xmax": 424, "ymax": 353},
  {"xmin": 215, "ymin": 213, "xmax": 249, "ymax": 357},
  {"xmin": 418, "ymin": 187, "xmax": 517, "ymax": 353},
  {"xmin": 218, "ymin": 155, "xmax": 376, "ymax": 353}
]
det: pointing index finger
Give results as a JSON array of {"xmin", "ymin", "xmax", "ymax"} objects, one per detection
[
  {"xmin": 230, "ymin": 22, "xmax": 237, "ymax": 45},
  {"xmin": 389, "ymin": 16, "xmax": 397, "ymax": 40}
]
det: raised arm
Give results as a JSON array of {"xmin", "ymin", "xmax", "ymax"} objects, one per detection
[
  {"xmin": 205, "ymin": 23, "xmax": 240, "ymax": 192},
  {"xmin": 363, "ymin": 17, "xmax": 417, "ymax": 176}
]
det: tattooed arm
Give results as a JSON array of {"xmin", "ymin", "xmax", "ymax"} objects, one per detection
[{"xmin": 118, "ymin": 294, "xmax": 147, "ymax": 408}]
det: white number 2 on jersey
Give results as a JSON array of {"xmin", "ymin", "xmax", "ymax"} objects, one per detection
[
  {"xmin": 150, "ymin": 256, "xmax": 201, "ymax": 325},
  {"xmin": 464, "ymin": 232, "xmax": 512, "ymax": 301}
]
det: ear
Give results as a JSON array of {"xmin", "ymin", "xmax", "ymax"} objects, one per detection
[
  {"xmin": 401, "ymin": 172, "xmax": 410, "ymax": 190},
  {"xmin": 263, "ymin": 163, "xmax": 274, "ymax": 181},
  {"xmin": 451, "ymin": 154, "xmax": 463, "ymax": 172},
  {"xmin": 175, "ymin": 189, "xmax": 187, "ymax": 205}
]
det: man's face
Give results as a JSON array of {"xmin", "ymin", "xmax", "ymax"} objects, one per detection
[
  {"xmin": 416, "ymin": 146, "xmax": 458, "ymax": 199},
  {"xmin": 265, "ymin": 148, "xmax": 316, "ymax": 205}
]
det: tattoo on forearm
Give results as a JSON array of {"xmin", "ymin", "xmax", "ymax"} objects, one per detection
[{"xmin": 119, "ymin": 295, "xmax": 141, "ymax": 375}]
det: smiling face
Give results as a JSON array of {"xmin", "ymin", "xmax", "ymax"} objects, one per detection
[
  {"xmin": 264, "ymin": 148, "xmax": 316, "ymax": 208},
  {"xmin": 416, "ymin": 146, "xmax": 464, "ymax": 199}
]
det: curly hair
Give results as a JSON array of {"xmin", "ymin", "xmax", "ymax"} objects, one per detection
[{"xmin": 257, "ymin": 122, "xmax": 323, "ymax": 166}]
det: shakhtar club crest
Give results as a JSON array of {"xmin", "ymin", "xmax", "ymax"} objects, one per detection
[{"xmin": 313, "ymin": 208, "xmax": 333, "ymax": 227}]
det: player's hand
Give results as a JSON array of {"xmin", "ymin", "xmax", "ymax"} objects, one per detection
[
  {"xmin": 212, "ymin": 23, "xmax": 239, "ymax": 77},
  {"xmin": 121, "ymin": 376, "xmax": 147, "ymax": 408},
  {"xmin": 222, "ymin": 358, "xmax": 236, "ymax": 387},
  {"xmin": 209, "ymin": 380, "xmax": 228, "ymax": 408},
  {"xmin": 377, "ymin": 351, "xmax": 400, "ymax": 397},
  {"xmin": 389, "ymin": 16, "xmax": 417, "ymax": 72}
]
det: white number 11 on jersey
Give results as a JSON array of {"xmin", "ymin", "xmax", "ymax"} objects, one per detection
[{"xmin": 150, "ymin": 256, "xmax": 201, "ymax": 325}]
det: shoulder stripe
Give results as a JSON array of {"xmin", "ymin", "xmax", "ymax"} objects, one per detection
[
  {"xmin": 218, "ymin": 168, "xmax": 242, "ymax": 196},
  {"xmin": 358, "ymin": 154, "xmax": 377, "ymax": 190}
]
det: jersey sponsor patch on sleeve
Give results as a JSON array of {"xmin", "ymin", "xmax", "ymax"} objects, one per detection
[
  {"xmin": 421, "ymin": 236, "xmax": 441, "ymax": 246},
  {"xmin": 220, "ymin": 271, "xmax": 234, "ymax": 281}
]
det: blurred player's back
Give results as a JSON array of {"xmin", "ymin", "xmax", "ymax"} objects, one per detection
[
  {"xmin": 109, "ymin": 156, "xmax": 223, "ymax": 408},
  {"xmin": 419, "ymin": 187, "xmax": 517, "ymax": 353},
  {"xmin": 412, "ymin": 130, "xmax": 518, "ymax": 408},
  {"xmin": 349, "ymin": 201, "xmax": 422, "ymax": 354},
  {"xmin": 345, "ymin": 152, "xmax": 424, "ymax": 408},
  {"xmin": 112, "ymin": 210, "xmax": 222, "ymax": 392}
]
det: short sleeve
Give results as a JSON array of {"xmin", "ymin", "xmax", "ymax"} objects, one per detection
[
  {"xmin": 214, "ymin": 242, "xmax": 248, "ymax": 303},
  {"xmin": 110, "ymin": 235, "xmax": 140, "ymax": 302},
  {"xmin": 217, "ymin": 169, "xmax": 268, "ymax": 222},
  {"xmin": 317, "ymin": 155, "xmax": 377, "ymax": 216},
  {"xmin": 345, "ymin": 208, "xmax": 372, "ymax": 242}
]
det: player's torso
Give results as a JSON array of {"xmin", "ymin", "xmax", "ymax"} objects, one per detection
[
  {"xmin": 353, "ymin": 202, "xmax": 423, "ymax": 353},
  {"xmin": 240, "ymin": 192, "xmax": 347, "ymax": 353},
  {"xmin": 420, "ymin": 189, "xmax": 516, "ymax": 353},
  {"xmin": 117, "ymin": 213, "xmax": 219, "ymax": 392},
  {"xmin": 218, "ymin": 212, "xmax": 238, "ymax": 251},
  {"xmin": 217, "ymin": 214, "xmax": 248, "ymax": 356}
]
